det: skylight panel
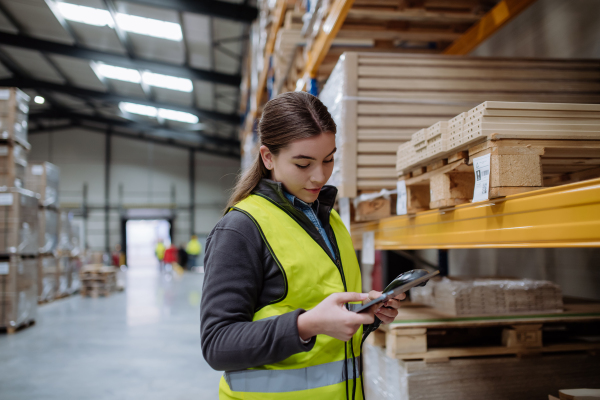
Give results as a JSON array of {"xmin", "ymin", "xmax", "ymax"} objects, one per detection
[
  {"xmin": 119, "ymin": 102, "xmax": 199, "ymax": 124},
  {"xmin": 56, "ymin": 2, "xmax": 182, "ymax": 41},
  {"xmin": 141, "ymin": 72, "xmax": 193, "ymax": 92}
]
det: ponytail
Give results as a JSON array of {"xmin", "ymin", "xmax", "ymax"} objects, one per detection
[{"xmin": 225, "ymin": 154, "xmax": 269, "ymax": 212}]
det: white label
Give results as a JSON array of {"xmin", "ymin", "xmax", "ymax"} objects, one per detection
[
  {"xmin": 31, "ymin": 165, "xmax": 44, "ymax": 175},
  {"xmin": 396, "ymin": 180, "xmax": 407, "ymax": 215},
  {"xmin": 0, "ymin": 146, "xmax": 7, "ymax": 156},
  {"xmin": 0, "ymin": 262, "xmax": 8, "ymax": 275},
  {"xmin": 338, "ymin": 197, "xmax": 351, "ymax": 232},
  {"xmin": 472, "ymin": 153, "xmax": 491, "ymax": 202},
  {"xmin": 361, "ymin": 231, "xmax": 375, "ymax": 265},
  {"xmin": 0, "ymin": 193, "xmax": 13, "ymax": 206}
]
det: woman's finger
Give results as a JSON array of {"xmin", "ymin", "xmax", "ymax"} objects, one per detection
[
  {"xmin": 375, "ymin": 312, "xmax": 395, "ymax": 324},
  {"xmin": 376, "ymin": 307, "xmax": 398, "ymax": 319},
  {"xmin": 393, "ymin": 293, "xmax": 406, "ymax": 301},
  {"xmin": 384, "ymin": 298, "xmax": 402, "ymax": 309}
]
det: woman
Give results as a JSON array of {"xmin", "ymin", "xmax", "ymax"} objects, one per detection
[{"xmin": 201, "ymin": 92, "xmax": 405, "ymax": 400}]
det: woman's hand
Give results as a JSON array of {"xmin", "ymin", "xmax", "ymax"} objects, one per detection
[
  {"xmin": 297, "ymin": 292, "xmax": 375, "ymax": 342},
  {"xmin": 367, "ymin": 290, "xmax": 406, "ymax": 324}
]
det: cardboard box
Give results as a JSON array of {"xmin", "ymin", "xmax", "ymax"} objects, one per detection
[
  {"xmin": 0, "ymin": 255, "xmax": 37, "ymax": 329},
  {"xmin": 0, "ymin": 187, "xmax": 39, "ymax": 255},
  {"xmin": 25, "ymin": 162, "xmax": 59, "ymax": 208},
  {"xmin": 0, "ymin": 87, "xmax": 29, "ymax": 148},
  {"xmin": 0, "ymin": 143, "xmax": 27, "ymax": 188}
]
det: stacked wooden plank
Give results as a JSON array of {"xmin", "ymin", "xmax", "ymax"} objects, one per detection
[
  {"xmin": 80, "ymin": 265, "xmax": 117, "ymax": 298},
  {"xmin": 411, "ymin": 277, "xmax": 563, "ymax": 316},
  {"xmin": 319, "ymin": 53, "xmax": 600, "ymax": 202}
]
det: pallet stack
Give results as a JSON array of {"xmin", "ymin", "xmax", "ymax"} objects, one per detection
[
  {"xmin": 56, "ymin": 211, "xmax": 81, "ymax": 296},
  {"xmin": 0, "ymin": 87, "xmax": 39, "ymax": 333},
  {"xmin": 319, "ymin": 53, "xmax": 600, "ymax": 220},
  {"xmin": 364, "ymin": 297, "xmax": 600, "ymax": 400},
  {"xmin": 26, "ymin": 162, "xmax": 61, "ymax": 303},
  {"xmin": 79, "ymin": 264, "xmax": 117, "ymax": 298},
  {"xmin": 396, "ymin": 102, "xmax": 600, "ymax": 213}
]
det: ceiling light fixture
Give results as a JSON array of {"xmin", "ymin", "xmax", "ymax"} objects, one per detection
[
  {"xmin": 92, "ymin": 63, "xmax": 193, "ymax": 92},
  {"xmin": 56, "ymin": 2, "xmax": 182, "ymax": 41},
  {"xmin": 95, "ymin": 63, "xmax": 141, "ymax": 83},
  {"xmin": 34, "ymin": 96, "xmax": 45, "ymax": 105},
  {"xmin": 141, "ymin": 72, "xmax": 193, "ymax": 92},
  {"xmin": 119, "ymin": 102, "xmax": 199, "ymax": 124}
]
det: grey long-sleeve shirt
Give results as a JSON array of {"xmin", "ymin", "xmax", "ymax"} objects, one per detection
[{"xmin": 200, "ymin": 180, "xmax": 342, "ymax": 371}]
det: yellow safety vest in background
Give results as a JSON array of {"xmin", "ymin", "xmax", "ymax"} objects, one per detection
[
  {"xmin": 155, "ymin": 243, "xmax": 166, "ymax": 260},
  {"xmin": 219, "ymin": 194, "xmax": 363, "ymax": 400},
  {"xmin": 186, "ymin": 239, "xmax": 201, "ymax": 255}
]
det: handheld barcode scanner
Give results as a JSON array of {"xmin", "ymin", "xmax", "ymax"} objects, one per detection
[{"xmin": 358, "ymin": 269, "xmax": 439, "ymax": 343}]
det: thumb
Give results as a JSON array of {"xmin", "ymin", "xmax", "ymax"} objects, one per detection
[{"xmin": 332, "ymin": 292, "xmax": 369, "ymax": 305}]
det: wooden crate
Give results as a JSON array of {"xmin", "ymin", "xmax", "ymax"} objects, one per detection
[
  {"xmin": 0, "ymin": 142, "xmax": 27, "ymax": 188},
  {"xmin": 353, "ymin": 191, "xmax": 397, "ymax": 222},
  {"xmin": 0, "ymin": 255, "xmax": 37, "ymax": 333},
  {"xmin": 25, "ymin": 162, "xmax": 60, "ymax": 209},
  {"xmin": 0, "ymin": 87, "xmax": 30, "ymax": 149},
  {"xmin": 0, "ymin": 187, "xmax": 39, "ymax": 255},
  {"xmin": 320, "ymin": 53, "xmax": 600, "ymax": 199}
]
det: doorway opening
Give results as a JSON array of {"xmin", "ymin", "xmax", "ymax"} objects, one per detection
[{"xmin": 125, "ymin": 219, "xmax": 171, "ymax": 271}]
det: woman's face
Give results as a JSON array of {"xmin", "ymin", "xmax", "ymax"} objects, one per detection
[{"xmin": 260, "ymin": 132, "xmax": 336, "ymax": 203}]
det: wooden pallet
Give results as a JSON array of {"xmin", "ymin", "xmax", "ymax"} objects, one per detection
[
  {"xmin": 367, "ymin": 300, "xmax": 600, "ymax": 362},
  {"xmin": 0, "ymin": 319, "xmax": 35, "ymax": 335}
]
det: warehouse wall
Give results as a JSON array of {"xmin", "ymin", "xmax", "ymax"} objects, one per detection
[
  {"xmin": 29, "ymin": 128, "xmax": 239, "ymax": 252},
  {"xmin": 471, "ymin": 0, "xmax": 600, "ymax": 59}
]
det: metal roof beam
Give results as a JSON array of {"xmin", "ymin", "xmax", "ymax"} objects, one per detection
[
  {"xmin": 29, "ymin": 109, "xmax": 240, "ymax": 148},
  {"xmin": 0, "ymin": 76, "xmax": 240, "ymax": 124},
  {"xmin": 0, "ymin": 32, "xmax": 241, "ymax": 87},
  {"xmin": 122, "ymin": 0, "xmax": 258, "ymax": 23},
  {"xmin": 29, "ymin": 120, "xmax": 239, "ymax": 159}
]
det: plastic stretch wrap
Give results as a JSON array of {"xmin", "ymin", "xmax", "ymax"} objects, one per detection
[
  {"xmin": 320, "ymin": 56, "xmax": 350, "ymax": 194},
  {"xmin": 363, "ymin": 342, "xmax": 407, "ymax": 400},
  {"xmin": 0, "ymin": 87, "xmax": 29, "ymax": 147},
  {"xmin": 37, "ymin": 256, "xmax": 58, "ymax": 302},
  {"xmin": 56, "ymin": 256, "xmax": 71, "ymax": 297},
  {"xmin": 70, "ymin": 222, "xmax": 81, "ymax": 257},
  {"xmin": 57, "ymin": 211, "xmax": 73, "ymax": 254},
  {"xmin": 411, "ymin": 277, "xmax": 563, "ymax": 316},
  {"xmin": 0, "ymin": 255, "xmax": 37, "ymax": 328},
  {"xmin": 0, "ymin": 143, "xmax": 27, "ymax": 188},
  {"xmin": 0, "ymin": 187, "xmax": 39, "ymax": 255},
  {"xmin": 69, "ymin": 257, "xmax": 81, "ymax": 294},
  {"xmin": 25, "ymin": 162, "xmax": 60, "ymax": 208},
  {"xmin": 38, "ymin": 208, "xmax": 59, "ymax": 254}
]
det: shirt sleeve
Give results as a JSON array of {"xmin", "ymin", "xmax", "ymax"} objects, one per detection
[{"xmin": 200, "ymin": 215, "xmax": 316, "ymax": 371}]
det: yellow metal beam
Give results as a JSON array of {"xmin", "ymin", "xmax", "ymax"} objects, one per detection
[
  {"xmin": 297, "ymin": 0, "xmax": 355, "ymax": 90},
  {"xmin": 254, "ymin": 0, "xmax": 287, "ymax": 114},
  {"xmin": 443, "ymin": 0, "xmax": 538, "ymax": 55},
  {"xmin": 351, "ymin": 178, "xmax": 600, "ymax": 249}
]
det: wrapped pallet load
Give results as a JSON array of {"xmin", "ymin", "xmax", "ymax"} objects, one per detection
[
  {"xmin": 319, "ymin": 53, "xmax": 600, "ymax": 220},
  {"xmin": 25, "ymin": 162, "xmax": 60, "ymax": 209},
  {"xmin": 0, "ymin": 255, "xmax": 37, "ymax": 332},
  {"xmin": 0, "ymin": 143, "xmax": 27, "ymax": 188},
  {"xmin": 0, "ymin": 87, "xmax": 29, "ymax": 147},
  {"xmin": 0, "ymin": 187, "xmax": 39, "ymax": 255}
]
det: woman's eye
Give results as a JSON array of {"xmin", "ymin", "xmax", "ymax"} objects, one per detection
[
  {"xmin": 324, "ymin": 158, "xmax": 334, "ymax": 163},
  {"xmin": 296, "ymin": 164, "xmax": 309, "ymax": 169}
]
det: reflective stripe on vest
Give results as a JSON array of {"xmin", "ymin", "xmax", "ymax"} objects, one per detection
[{"xmin": 224, "ymin": 357, "xmax": 361, "ymax": 393}]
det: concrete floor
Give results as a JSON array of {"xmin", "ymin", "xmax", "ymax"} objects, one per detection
[{"xmin": 0, "ymin": 269, "xmax": 222, "ymax": 400}]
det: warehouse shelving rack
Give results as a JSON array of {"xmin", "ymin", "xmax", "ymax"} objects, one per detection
[{"xmin": 351, "ymin": 177, "xmax": 600, "ymax": 250}]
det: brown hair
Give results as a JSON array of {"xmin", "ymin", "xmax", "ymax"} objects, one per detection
[{"xmin": 226, "ymin": 91, "xmax": 336, "ymax": 210}]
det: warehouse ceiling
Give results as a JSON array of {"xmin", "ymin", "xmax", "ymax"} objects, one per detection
[{"xmin": 0, "ymin": 0, "xmax": 258, "ymax": 158}]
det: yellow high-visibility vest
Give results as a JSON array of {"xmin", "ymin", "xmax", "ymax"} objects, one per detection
[
  {"xmin": 155, "ymin": 243, "xmax": 166, "ymax": 260},
  {"xmin": 219, "ymin": 194, "xmax": 363, "ymax": 400},
  {"xmin": 186, "ymin": 239, "xmax": 201, "ymax": 255}
]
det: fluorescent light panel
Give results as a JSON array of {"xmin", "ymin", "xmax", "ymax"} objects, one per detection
[
  {"xmin": 119, "ymin": 102, "xmax": 199, "ymax": 124},
  {"xmin": 56, "ymin": 2, "xmax": 182, "ymax": 41},
  {"xmin": 93, "ymin": 63, "xmax": 193, "ymax": 92}
]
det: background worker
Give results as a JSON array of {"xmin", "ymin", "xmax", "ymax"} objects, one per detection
[
  {"xmin": 185, "ymin": 235, "xmax": 201, "ymax": 269},
  {"xmin": 163, "ymin": 243, "xmax": 178, "ymax": 272},
  {"xmin": 178, "ymin": 243, "xmax": 188, "ymax": 270},
  {"xmin": 200, "ymin": 92, "xmax": 405, "ymax": 400},
  {"xmin": 155, "ymin": 240, "xmax": 166, "ymax": 271}
]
